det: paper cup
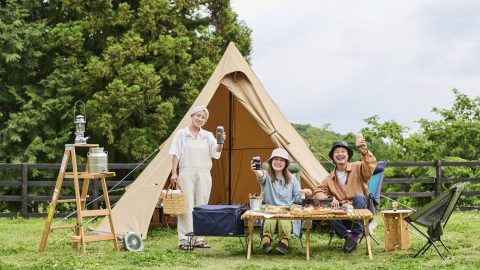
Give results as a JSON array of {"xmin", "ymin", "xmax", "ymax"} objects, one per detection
[{"xmin": 249, "ymin": 198, "xmax": 262, "ymax": 211}]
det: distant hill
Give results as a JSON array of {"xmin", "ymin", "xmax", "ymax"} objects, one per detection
[{"xmin": 293, "ymin": 123, "xmax": 344, "ymax": 163}]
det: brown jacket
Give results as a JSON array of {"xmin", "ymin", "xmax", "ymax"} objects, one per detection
[{"xmin": 312, "ymin": 150, "xmax": 376, "ymax": 205}]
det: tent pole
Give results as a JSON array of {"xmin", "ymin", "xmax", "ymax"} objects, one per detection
[{"xmin": 228, "ymin": 91, "xmax": 233, "ymax": 205}]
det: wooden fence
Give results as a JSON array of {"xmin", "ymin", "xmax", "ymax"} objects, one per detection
[
  {"xmin": 1, "ymin": 161, "xmax": 479, "ymax": 217},
  {"xmin": 0, "ymin": 163, "xmax": 143, "ymax": 218}
]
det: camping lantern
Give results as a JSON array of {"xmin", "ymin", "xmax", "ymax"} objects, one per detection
[{"xmin": 73, "ymin": 100, "xmax": 89, "ymax": 144}]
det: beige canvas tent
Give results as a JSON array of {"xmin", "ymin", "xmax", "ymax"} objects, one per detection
[{"xmin": 96, "ymin": 42, "xmax": 329, "ymax": 239}]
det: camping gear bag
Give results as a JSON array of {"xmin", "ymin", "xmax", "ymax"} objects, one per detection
[
  {"xmin": 193, "ymin": 205, "xmax": 245, "ymax": 236},
  {"xmin": 160, "ymin": 183, "xmax": 187, "ymax": 215}
]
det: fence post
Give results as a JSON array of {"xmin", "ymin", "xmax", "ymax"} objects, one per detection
[
  {"xmin": 434, "ymin": 160, "xmax": 442, "ymax": 196},
  {"xmin": 21, "ymin": 163, "xmax": 28, "ymax": 218}
]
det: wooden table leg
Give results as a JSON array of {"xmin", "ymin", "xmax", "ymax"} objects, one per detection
[
  {"xmin": 306, "ymin": 219, "xmax": 311, "ymax": 261},
  {"xmin": 247, "ymin": 219, "xmax": 254, "ymax": 259},
  {"xmin": 364, "ymin": 218, "xmax": 373, "ymax": 259}
]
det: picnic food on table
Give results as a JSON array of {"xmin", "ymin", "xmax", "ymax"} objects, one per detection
[
  {"xmin": 289, "ymin": 206, "xmax": 312, "ymax": 215},
  {"xmin": 288, "ymin": 206, "xmax": 349, "ymax": 216},
  {"xmin": 265, "ymin": 205, "xmax": 289, "ymax": 213},
  {"xmin": 331, "ymin": 208, "xmax": 348, "ymax": 215},
  {"xmin": 261, "ymin": 205, "xmax": 350, "ymax": 215}
]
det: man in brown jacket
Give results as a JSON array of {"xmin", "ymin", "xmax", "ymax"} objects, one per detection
[{"xmin": 310, "ymin": 137, "xmax": 376, "ymax": 253}]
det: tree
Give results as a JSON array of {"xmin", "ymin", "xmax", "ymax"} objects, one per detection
[
  {"xmin": 0, "ymin": 0, "xmax": 56, "ymax": 163},
  {"xmin": 0, "ymin": 0, "xmax": 252, "ymax": 163},
  {"xmin": 415, "ymin": 89, "xmax": 480, "ymax": 161},
  {"xmin": 360, "ymin": 90, "xmax": 480, "ymax": 207},
  {"xmin": 294, "ymin": 123, "xmax": 356, "ymax": 163},
  {"xmin": 360, "ymin": 90, "xmax": 480, "ymax": 162},
  {"xmin": 361, "ymin": 115, "xmax": 409, "ymax": 162}
]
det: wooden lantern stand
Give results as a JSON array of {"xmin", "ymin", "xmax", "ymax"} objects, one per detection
[{"xmin": 38, "ymin": 144, "xmax": 119, "ymax": 254}]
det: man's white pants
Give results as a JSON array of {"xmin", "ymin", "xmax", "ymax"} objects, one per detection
[{"xmin": 177, "ymin": 168, "xmax": 212, "ymax": 245}]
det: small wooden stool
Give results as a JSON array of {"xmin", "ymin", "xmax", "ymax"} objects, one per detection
[{"xmin": 382, "ymin": 209, "xmax": 412, "ymax": 252}]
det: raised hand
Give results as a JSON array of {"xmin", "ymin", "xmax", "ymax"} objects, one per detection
[{"xmin": 355, "ymin": 136, "xmax": 368, "ymax": 154}]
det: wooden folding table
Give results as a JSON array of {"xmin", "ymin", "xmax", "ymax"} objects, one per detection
[{"xmin": 241, "ymin": 209, "xmax": 374, "ymax": 260}]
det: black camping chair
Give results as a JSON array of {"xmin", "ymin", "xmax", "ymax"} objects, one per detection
[
  {"xmin": 404, "ymin": 183, "xmax": 465, "ymax": 260},
  {"xmin": 328, "ymin": 161, "xmax": 386, "ymax": 245}
]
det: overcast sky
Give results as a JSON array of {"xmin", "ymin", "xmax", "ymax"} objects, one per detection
[{"xmin": 230, "ymin": 0, "xmax": 480, "ymax": 134}]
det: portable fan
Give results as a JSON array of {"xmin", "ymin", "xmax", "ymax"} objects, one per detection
[{"xmin": 123, "ymin": 231, "xmax": 144, "ymax": 252}]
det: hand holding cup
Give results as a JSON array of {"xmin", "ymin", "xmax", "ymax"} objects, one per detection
[
  {"xmin": 216, "ymin": 126, "xmax": 225, "ymax": 144},
  {"xmin": 252, "ymin": 156, "xmax": 261, "ymax": 170},
  {"xmin": 355, "ymin": 132, "xmax": 368, "ymax": 153}
]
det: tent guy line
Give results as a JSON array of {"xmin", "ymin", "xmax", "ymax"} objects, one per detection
[{"xmin": 50, "ymin": 147, "xmax": 159, "ymax": 229}]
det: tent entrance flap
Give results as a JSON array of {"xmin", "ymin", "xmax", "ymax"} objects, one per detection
[{"xmin": 205, "ymin": 84, "xmax": 276, "ymax": 205}]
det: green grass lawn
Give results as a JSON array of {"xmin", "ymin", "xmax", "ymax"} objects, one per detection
[{"xmin": 1, "ymin": 211, "xmax": 479, "ymax": 270}]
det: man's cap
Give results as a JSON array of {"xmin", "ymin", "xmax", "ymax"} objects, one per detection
[{"xmin": 328, "ymin": 141, "xmax": 353, "ymax": 161}]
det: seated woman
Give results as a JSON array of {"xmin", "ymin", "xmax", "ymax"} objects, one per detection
[{"xmin": 250, "ymin": 148, "xmax": 305, "ymax": 254}]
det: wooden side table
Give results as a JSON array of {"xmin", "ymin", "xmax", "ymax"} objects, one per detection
[{"xmin": 382, "ymin": 209, "xmax": 412, "ymax": 252}]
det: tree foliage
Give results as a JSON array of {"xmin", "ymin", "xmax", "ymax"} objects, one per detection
[
  {"xmin": 360, "ymin": 90, "xmax": 480, "ymax": 207},
  {"xmin": 0, "ymin": 0, "xmax": 251, "ymax": 163},
  {"xmin": 362, "ymin": 89, "xmax": 480, "ymax": 162},
  {"xmin": 294, "ymin": 90, "xmax": 480, "ymax": 207}
]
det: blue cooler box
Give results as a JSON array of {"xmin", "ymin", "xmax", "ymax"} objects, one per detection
[{"xmin": 193, "ymin": 205, "xmax": 245, "ymax": 236}]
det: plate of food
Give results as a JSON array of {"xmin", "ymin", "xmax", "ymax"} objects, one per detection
[
  {"xmin": 331, "ymin": 208, "xmax": 348, "ymax": 215},
  {"xmin": 289, "ymin": 206, "xmax": 333, "ymax": 216},
  {"xmin": 311, "ymin": 207, "xmax": 334, "ymax": 215},
  {"xmin": 289, "ymin": 206, "xmax": 313, "ymax": 216},
  {"xmin": 264, "ymin": 205, "xmax": 289, "ymax": 214}
]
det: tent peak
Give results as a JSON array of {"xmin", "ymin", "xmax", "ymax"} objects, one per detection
[{"xmin": 224, "ymin": 42, "xmax": 243, "ymax": 58}]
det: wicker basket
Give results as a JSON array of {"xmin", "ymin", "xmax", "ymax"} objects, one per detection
[{"xmin": 161, "ymin": 183, "xmax": 187, "ymax": 215}]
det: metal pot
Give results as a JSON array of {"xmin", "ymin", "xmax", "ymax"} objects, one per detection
[{"xmin": 88, "ymin": 147, "xmax": 108, "ymax": 173}]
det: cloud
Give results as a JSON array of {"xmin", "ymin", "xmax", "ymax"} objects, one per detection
[{"xmin": 231, "ymin": 0, "xmax": 480, "ymax": 134}]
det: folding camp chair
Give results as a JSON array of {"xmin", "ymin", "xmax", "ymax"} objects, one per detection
[
  {"xmin": 364, "ymin": 160, "xmax": 386, "ymax": 244},
  {"xmin": 328, "ymin": 160, "xmax": 386, "ymax": 245},
  {"xmin": 404, "ymin": 183, "xmax": 465, "ymax": 260}
]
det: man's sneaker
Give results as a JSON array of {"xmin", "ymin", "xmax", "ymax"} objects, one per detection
[
  {"xmin": 343, "ymin": 235, "xmax": 358, "ymax": 253},
  {"xmin": 262, "ymin": 242, "xmax": 273, "ymax": 254},
  {"xmin": 275, "ymin": 242, "xmax": 289, "ymax": 254}
]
